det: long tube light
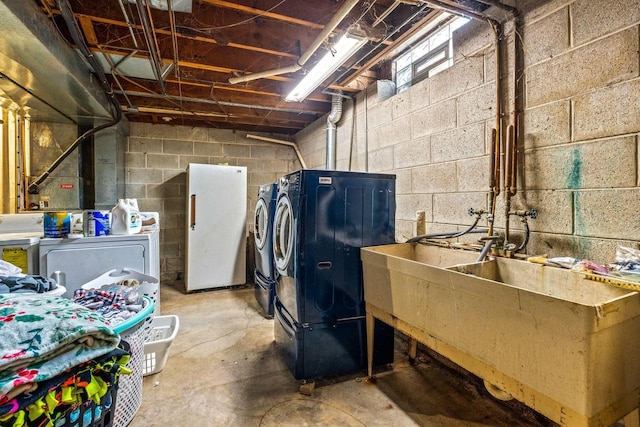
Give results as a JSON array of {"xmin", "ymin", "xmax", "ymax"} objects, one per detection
[{"xmin": 286, "ymin": 31, "xmax": 367, "ymax": 103}]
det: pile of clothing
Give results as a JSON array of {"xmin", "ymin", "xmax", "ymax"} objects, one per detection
[
  {"xmin": 72, "ymin": 279, "xmax": 144, "ymax": 328},
  {"xmin": 0, "ymin": 260, "xmax": 58, "ymax": 294},
  {"xmin": 0, "ymin": 294, "xmax": 129, "ymax": 427}
]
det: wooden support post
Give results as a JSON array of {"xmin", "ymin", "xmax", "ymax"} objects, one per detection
[
  {"xmin": 408, "ymin": 338, "xmax": 418, "ymax": 363},
  {"xmin": 366, "ymin": 309, "xmax": 375, "ymax": 378}
]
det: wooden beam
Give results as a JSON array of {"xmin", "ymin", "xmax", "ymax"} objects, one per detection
[
  {"xmin": 123, "ymin": 107, "xmax": 309, "ymax": 130},
  {"xmin": 78, "ymin": 15, "xmax": 98, "ymax": 46},
  {"xmin": 75, "ymin": 14, "xmax": 297, "ymax": 59},
  {"xmin": 116, "ymin": 78, "xmax": 330, "ymax": 113},
  {"xmin": 199, "ymin": 0, "xmax": 324, "ymax": 29},
  {"xmin": 341, "ymin": 10, "xmax": 445, "ymax": 87},
  {"xmin": 94, "ymin": 46, "xmax": 291, "ymax": 82}
]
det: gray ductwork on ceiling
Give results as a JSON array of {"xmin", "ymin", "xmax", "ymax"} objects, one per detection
[
  {"xmin": 1, "ymin": 1, "xmax": 125, "ymax": 209},
  {"xmin": 326, "ymin": 93, "xmax": 343, "ymax": 170},
  {"xmin": 0, "ymin": 1, "xmax": 112, "ymax": 125}
]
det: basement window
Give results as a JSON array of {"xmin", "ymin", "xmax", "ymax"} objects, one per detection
[{"xmin": 394, "ymin": 16, "xmax": 469, "ymax": 94}]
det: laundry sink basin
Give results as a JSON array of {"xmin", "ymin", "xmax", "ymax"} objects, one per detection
[{"xmin": 361, "ymin": 243, "xmax": 640, "ymax": 427}]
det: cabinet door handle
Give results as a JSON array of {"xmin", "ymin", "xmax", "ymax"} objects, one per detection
[{"xmin": 190, "ymin": 194, "xmax": 196, "ymax": 230}]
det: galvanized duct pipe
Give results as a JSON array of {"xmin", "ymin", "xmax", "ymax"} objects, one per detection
[
  {"xmin": 246, "ymin": 134, "xmax": 307, "ymax": 169},
  {"xmin": 326, "ymin": 93, "xmax": 343, "ymax": 170},
  {"xmin": 29, "ymin": 0, "xmax": 123, "ymax": 194}
]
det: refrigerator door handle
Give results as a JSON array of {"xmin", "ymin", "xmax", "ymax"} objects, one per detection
[{"xmin": 190, "ymin": 194, "xmax": 196, "ymax": 230}]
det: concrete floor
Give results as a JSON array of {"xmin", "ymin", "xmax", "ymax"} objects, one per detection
[{"xmin": 130, "ymin": 283, "xmax": 556, "ymax": 427}]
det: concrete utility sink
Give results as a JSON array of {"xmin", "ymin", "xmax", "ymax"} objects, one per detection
[{"xmin": 361, "ymin": 243, "xmax": 640, "ymax": 427}]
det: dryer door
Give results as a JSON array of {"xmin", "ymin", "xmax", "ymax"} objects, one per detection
[
  {"xmin": 273, "ymin": 195, "xmax": 293, "ymax": 276},
  {"xmin": 254, "ymin": 198, "xmax": 269, "ymax": 250}
]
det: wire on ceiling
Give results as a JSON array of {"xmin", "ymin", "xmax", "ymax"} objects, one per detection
[{"xmin": 189, "ymin": 0, "xmax": 288, "ymax": 31}]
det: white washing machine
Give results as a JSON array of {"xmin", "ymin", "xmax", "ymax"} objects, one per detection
[
  {"xmin": 0, "ymin": 233, "xmax": 42, "ymax": 275},
  {"xmin": 39, "ymin": 229, "xmax": 159, "ymax": 298},
  {"xmin": 0, "ymin": 213, "xmax": 45, "ymax": 275},
  {"xmin": 0, "ymin": 213, "xmax": 44, "ymax": 233}
]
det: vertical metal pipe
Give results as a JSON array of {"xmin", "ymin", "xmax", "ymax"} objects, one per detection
[
  {"xmin": 504, "ymin": 124, "xmax": 514, "ymax": 242},
  {"xmin": 488, "ymin": 21, "xmax": 503, "ymax": 237},
  {"xmin": 508, "ymin": 125, "xmax": 517, "ymax": 196},
  {"xmin": 326, "ymin": 94, "xmax": 343, "ymax": 170},
  {"xmin": 364, "ymin": 87, "xmax": 369, "ymax": 171},
  {"xmin": 512, "ymin": 15, "xmax": 524, "ymax": 196},
  {"xmin": 488, "ymin": 128, "xmax": 497, "ymax": 236}
]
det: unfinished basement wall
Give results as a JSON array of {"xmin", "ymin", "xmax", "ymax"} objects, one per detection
[
  {"xmin": 125, "ymin": 122, "xmax": 297, "ymax": 283},
  {"xmin": 295, "ymin": 0, "xmax": 640, "ymax": 264}
]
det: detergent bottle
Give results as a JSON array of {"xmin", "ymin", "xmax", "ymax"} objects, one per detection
[{"xmin": 110, "ymin": 199, "xmax": 142, "ymax": 235}]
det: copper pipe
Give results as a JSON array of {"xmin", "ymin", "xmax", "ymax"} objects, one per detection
[
  {"xmin": 493, "ymin": 127, "xmax": 501, "ymax": 198},
  {"xmin": 505, "ymin": 124, "xmax": 514, "ymax": 195},
  {"xmin": 489, "ymin": 128, "xmax": 496, "ymax": 191},
  {"xmin": 513, "ymin": 16, "xmax": 525, "ymax": 196},
  {"xmin": 504, "ymin": 124, "xmax": 515, "ymax": 243},
  {"xmin": 492, "ymin": 21, "xmax": 503, "ymax": 199},
  {"xmin": 508, "ymin": 124, "xmax": 517, "ymax": 196},
  {"xmin": 487, "ymin": 21, "xmax": 503, "ymax": 237},
  {"xmin": 488, "ymin": 128, "xmax": 496, "ymax": 235}
]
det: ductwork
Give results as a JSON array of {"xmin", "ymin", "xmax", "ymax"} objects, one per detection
[
  {"xmin": 326, "ymin": 94, "xmax": 343, "ymax": 170},
  {"xmin": 0, "ymin": 1, "xmax": 111, "ymax": 124},
  {"xmin": 29, "ymin": 0, "xmax": 123, "ymax": 194},
  {"xmin": 246, "ymin": 134, "xmax": 307, "ymax": 169},
  {"xmin": 228, "ymin": 0, "xmax": 360, "ymax": 85}
]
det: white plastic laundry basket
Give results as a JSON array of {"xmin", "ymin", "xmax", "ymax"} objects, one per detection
[
  {"xmin": 142, "ymin": 314, "xmax": 180, "ymax": 376},
  {"xmin": 112, "ymin": 296, "xmax": 154, "ymax": 427}
]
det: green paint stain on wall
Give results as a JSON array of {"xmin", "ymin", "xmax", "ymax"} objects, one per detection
[
  {"xmin": 568, "ymin": 148, "xmax": 588, "ymax": 250},
  {"xmin": 567, "ymin": 148, "xmax": 582, "ymax": 189}
]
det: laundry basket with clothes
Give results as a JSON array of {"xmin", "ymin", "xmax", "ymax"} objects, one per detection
[{"xmin": 0, "ymin": 293, "xmax": 130, "ymax": 427}]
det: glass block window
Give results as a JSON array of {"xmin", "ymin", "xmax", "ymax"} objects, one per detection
[{"xmin": 394, "ymin": 17, "xmax": 469, "ymax": 94}]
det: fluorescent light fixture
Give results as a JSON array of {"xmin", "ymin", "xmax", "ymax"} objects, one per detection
[{"xmin": 286, "ymin": 31, "xmax": 367, "ymax": 102}]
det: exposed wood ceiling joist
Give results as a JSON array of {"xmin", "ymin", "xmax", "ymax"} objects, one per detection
[{"xmin": 32, "ymin": 0, "xmax": 494, "ymax": 134}]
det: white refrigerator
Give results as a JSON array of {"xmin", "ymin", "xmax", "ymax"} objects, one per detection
[{"xmin": 185, "ymin": 164, "xmax": 247, "ymax": 291}]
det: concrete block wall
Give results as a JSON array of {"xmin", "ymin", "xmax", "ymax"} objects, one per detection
[
  {"xmin": 295, "ymin": 0, "xmax": 640, "ymax": 263},
  {"xmin": 126, "ymin": 122, "xmax": 296, "ymax": 282}
]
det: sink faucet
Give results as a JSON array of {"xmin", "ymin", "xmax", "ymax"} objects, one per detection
[{"xmin": 477, "ymin": 235, "xmax": 502, "ymax": 262}]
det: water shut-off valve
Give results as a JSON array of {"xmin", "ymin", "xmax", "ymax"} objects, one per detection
[{"xmin": 509, "ymin": 208, "xmax": 537, "ymax": 220}]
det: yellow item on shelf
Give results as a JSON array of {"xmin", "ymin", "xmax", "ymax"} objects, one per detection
[{"xmin": 526, "ymin": 255, "xmax": 548, "ymax": 265}]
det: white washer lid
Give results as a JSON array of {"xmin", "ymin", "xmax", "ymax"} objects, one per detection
[{"xmin": 0, "ymin": 232, "xmax": 42, "ymax": 245}]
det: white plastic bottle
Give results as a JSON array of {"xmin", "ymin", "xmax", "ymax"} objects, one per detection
[{"xmin": 111, "ymin": 199, "xmax": 142, "ymax": 235}]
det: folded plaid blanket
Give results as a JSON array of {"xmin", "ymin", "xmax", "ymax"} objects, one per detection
[{"xmin": 0, "ymin": 294, "xmax": 120, "ymax": 405}]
